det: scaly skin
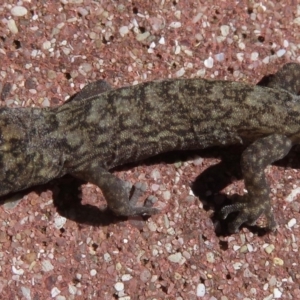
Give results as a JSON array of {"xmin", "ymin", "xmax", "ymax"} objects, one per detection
[{"xmin": 1, "ymin": 63, "xmax": 300, "ymax": 233}]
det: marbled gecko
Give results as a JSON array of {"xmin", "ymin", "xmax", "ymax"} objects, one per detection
[{"xmin": 1, "ymin": 63, "xmax": 300, "ymax": 233}]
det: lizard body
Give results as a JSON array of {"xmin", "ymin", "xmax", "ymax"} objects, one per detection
[{"xmin": 1, "ymin": 63, "xmax": 300, "ymax": 232}]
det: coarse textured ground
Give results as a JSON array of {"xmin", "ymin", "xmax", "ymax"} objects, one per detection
[{"xmin": 0, "ymin": 1, "xmax": 300, "ymax": 299}]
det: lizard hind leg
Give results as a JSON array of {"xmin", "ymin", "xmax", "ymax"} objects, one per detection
[{"xmin": 220, "ymin": 133, "xmax": 292, "ymax": 233}]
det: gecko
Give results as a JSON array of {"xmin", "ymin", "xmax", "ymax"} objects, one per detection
[{"xmin": 1, "ymin": 62, "xmax": 300, "ymax": 233}]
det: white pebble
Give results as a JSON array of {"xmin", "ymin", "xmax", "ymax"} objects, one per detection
[
  {"xmin": 114, "ymin": 282, "xmax": 124, "ymax": 292},
  {"xmin": 283, "ymin": 40, "xmax": 289, "ymax": 47},
  {"xmin": 68, "ymin": 284, "xmax": 77, "ymax": 295},
  {"xmin": 192, "ymin": 12, "xmax": 203, "ymax": 23},
  {"xmin": 247, "ymin": 244, "xmax": 254, "ymax": 252},
  {"xmin": 176, "ymin": 67, "xmax": 185, "ymax": 77},
  {"xmin": 158, "ymin": 37, "xmax": 165, "ymax": 44},
  {"xmin": 251, "ymin": 52, "xmax": 259, "ymax": 61},
  {"xmin": 11, "ymin": 6, "xmax": 28, "ymax": 17},
  {"xmin": 54, "ymin": 214, "xmax": 67, "ymax": 229},
  {"xmin": 147, "ymin": 221, "xmax": 157, "ymax": 232},
  {"xmin": 41, "ymin": 260, "xmax": 54, "ymax": 272},
  {"xmin": 21, "ymin": 286, "xmax": 31, "ymax": 300},
  {"xmin": 238, "ymin": 42, "xmax": 245, "ymax": 50},
  {"xmin": 7, "ymin": 19, "xmax": 18, "ymax": 34},
  {"xmin": 287, "ymin": 218, "xmax": 296, "ymax": 228},
  {"xmin": 151, "ymin": 169, "xmax": 161, "ymax": 180},
  {"xmin": 104, "ymin": 253, "xmax": 112, "ymax": 262},
  {"xmin": 77, "ymin": 7, "xmax": 89, "ymax": 17},
  {"xmin": 206, "ymin": 252, "xmax": 215, "ymax": 263},
  {"xmin": 262, "ymin": 56, "xmax": 270, "ymax": 64},
  {"xmin": 233, "ymin": 262, "xmax": 242, "ymax": 270},
  {"xmin": 236, "ymin": 52, "xmax": 244, "ymax": 62},
  {"xmin": 80, "ymin": 63, "xmax": 92, "ymax": 73},
  {"xmin": 273, "ymin": 287, "xmax": 282, "ymax": 298},
  {"xmin": 204, "ymin": 56, "xmax": 214, "ymax": 68},
  {"xmin": 121, "ymin": 274, "xmax": 132, "ymax": 281},
  {"xmin": 51, "ymin": 287, "xmax": 61, "ymax": 298},
  {"xmin": 119, "ymin": 297, "xmax": 131, "ymax": 300},
  {"xmin": 136, "ymin": 31, "xmax": 150, "ymax": 41},
  {"xmin": 174, "ymin": 45, "xmax": 181, "ymax": 54},
  {"xmin": 42, "ymin": 41, "xmax": 52, "ymax": 50},
  {"xmin": 285, "ymin": 187, "xmax": 300, "ymax": 202},
  {"xmin": 214, "ymin": 52, "xmax": 224, "ymax": 62},
  {"xmin": 276, "ymin": 49, "xmax": 286, "ymax": 57},
  {"xmin": 162, "ymin": 191, "xmax": 171, "ymax": 200},
  {"xmin": 294, "ymin": 17, "xmax": 300, "ymax": 25},
  {"xmin": 168, "ymin": 252, "xmax": 182, "ymax": 263},
  {"xmin": 90, "ymin": 269, "xmax": 97, "ymax": 276},
  {"xmin": 220, "ymin": 25, "xmax": 230, "ymax": 36},
  {"xmin": 264, "ymin": 244, "xmax": 275, "ymax": 254},
  {"xmin": 119, "ymin": 26, "xmax": 129, "ymax": 37},
  {"xmin": 196, "ymin": 283, "xmax": 206, "ymax": 297},
  {"xmin": 12, "ymin": 266, "xmax": 24, "ymax": 275},
  {"xmin": 169, "ymin": 22, "xmax": 181, "ymax": 28}
]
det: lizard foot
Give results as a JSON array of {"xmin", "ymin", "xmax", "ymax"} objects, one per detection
[
  {"xmin": 220, "ymin": 195, "xmax": 277, "ymax": 233},
  {"xmin": 122, "ymin": 181, "xmax": 159, "ymax": 216}
]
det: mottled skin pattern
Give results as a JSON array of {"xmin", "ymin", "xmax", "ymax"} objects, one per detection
[{"xmin": 1, "ymin": 63, "xmax": 300, "ymax": 233}]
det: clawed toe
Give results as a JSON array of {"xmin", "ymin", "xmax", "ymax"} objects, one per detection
[{"xmin": 220, "ymin": 199, "xmax": 276, "ymax": 233}]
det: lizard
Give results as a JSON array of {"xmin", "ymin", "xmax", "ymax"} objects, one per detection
[{"xmin": 1, "ymin": 62, "xmax": 300, "ymax": 233}]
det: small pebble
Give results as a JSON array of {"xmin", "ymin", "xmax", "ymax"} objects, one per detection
[
  {"xmin": 119, "ymin": 26, "xmax": 129, "ymax": 37},
  {"xmin": 273, "ymin": 287, "xmax": 282, "ymax": 298},
  {"xmin": 68, "ymin": 284, "xmax": 77, "ymax": 295},
  {"xmin": 273, "ymin": 257, "xmax": 284, "ymax": 266},
  {"xmin": 7, "ymin": 19, "xmax": 18, "ymax": 34},
  {"xmin": 276, "ymin": 49, "xmax": 286, "ymax": 57},
  {"xmin": 206, "ymin": 252, "xmax": 215, "ymax": 263},
  {"xmin": 12, "ymin": 266, "xmax": 24, "ymax": 275},
  {"xmin": 204, "ymin": 57, "xmax": 214, "ymax": 68},
  {"xmin": 11, "ymin": 6, "xmax": 28, "ymax": 17},
  {"xmin": 233, "ymin": 262, "xmax": 242, "ymax": 270},
  {"xmin": 136, "ymin": 32, "xmax": 150, "ymax": 41},
  {"xmin": 51, "ymin": 287, "xmax": 61, "ymax": 297},
  {"xmin": 140, "ymin": 268, "xmax": 151, "ymax": 282},
  {"xmin": 104, "ymin": 253, "xmax": 112, "ymax": 262},
  {"xmin": 158, "ymin": 36, "xmax": 165, "ymax": 44},
  {"xmin": 169, "ymin": 21, "xmax": 181, "ymax": 28},
  {"xmin": 121, "ymin": 274, "xmax": 132, "ymax": 281},
  {"xmin": 287, "ymin": 218, "xmax": 296, "ymax": 228},
  {"xmin": 168, "ymin": 252, "xmax": 182, "ymax": 263},
  {"xmin": 147, "ymin": 221, "xmax": 157, "ymax": 232},
  {"xmin": 77, "ymin": 7, "xmax": 89, "ymax": 17},
  {"xmin": 41, "ymin": 260, "xmax": 54, "ymax": 272},
  {"xmin": 264, "ymin": 244, "xmax": 275, "ymax": 254},
  {"xmin": 21, "ymin": 286, "xmax": 31, "ymax": 300},
  {"xmin": 150, "ymin": 169, "xmax": 161, "ymax": 180},
  {"xmin": 251, "ymin": 52, "xmax": 259, "ymax": 61},
  {"xmin": 114, "ymin": 282, "xmax": 124, "ymax": 292},
  {"xmin": 238, "ymin": 42, "xmax": 245, "ymax": 50},
  {"xmin": 80, "ymin": 63, "xmax": 92, "ymax": 73},
  {"xmin": 162, "ymin": 191, "xmax": 171, "ymax": 200},
  {"xmin": 215, "ymin": 53, "xmax": 225, "ymax": 62},
  {"xmin": 196, "ymin": 283, "xmax": 206, "ymax": 297},
  {"xmin": 176, "ymin": 67, "xmax": 185, "ymax": 77},
  {"xmin": 54, "ymin": 215, "xmax": 67, "ymax": 229},
  {"xmin": 42, "ymin": 41, "xmax": 52, "ymax": 50},
  {"xmin": 220, "ymin": 25, "xmax": 230, "ymax": 36},
  {"xmin": 90, "ymin": 269, "xmax": 97, "ymax": 276}
]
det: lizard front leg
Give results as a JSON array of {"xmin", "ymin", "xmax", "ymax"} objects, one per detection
[
  {"xmin": 220, "ymin": 134, "xmax": 292, "ymax": 233},
  {"xmin": 72, "ymin": 165, "xmax": 159, "ymax": 216}
]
